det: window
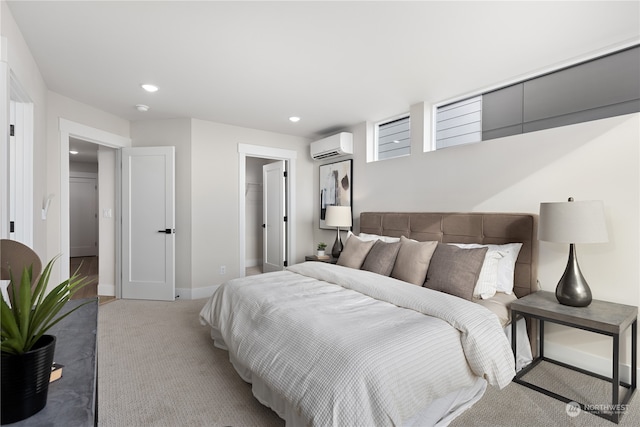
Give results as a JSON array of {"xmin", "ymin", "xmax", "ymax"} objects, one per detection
[
  {"xmin": 435, "ymin": 96, "xmax": 482, "ymax": 149},
  {"xmin": 374, "ymin": 115, "xmax": 411, "ymax": 161},
  {"xmin": 434, "ymin": 45, "xmax": 639, "ymax": 149}
]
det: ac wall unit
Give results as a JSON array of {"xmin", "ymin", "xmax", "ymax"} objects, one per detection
[{"xmin": 310, "ymin": 132, "xmax": 353, "ymax": 160}]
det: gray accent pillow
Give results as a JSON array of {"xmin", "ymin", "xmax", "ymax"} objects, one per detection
[
  {"xmin": 390, "ymin": 236, "xmax": 438, "ymax": 285},
  {"xmin": 336, "ymin": 236, "xmax": 375, "ymax": 269},
  {"xmin": 361, "ymin": 240, "xmax": 402, "ymax": 276},
  {"xmin": 424, "ymin": 244, "xmax": 488, "ymax": 300}
]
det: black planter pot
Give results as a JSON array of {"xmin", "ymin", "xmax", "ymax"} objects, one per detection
[{"xmin": 1, "ymin": 335, "xmax": 56, "ymax": 425}]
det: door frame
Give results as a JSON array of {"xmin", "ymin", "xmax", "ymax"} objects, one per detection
[
  {"xmin": 58, "ymin": 119, "xmax": 130, "ymax": 283},
  {"xmin": 1, "ymin": 66, "xmax": 34, "ymax": 244},
  {"xmin": 238, "ymin": 144, "xmax": 296, "ymax": 277}
]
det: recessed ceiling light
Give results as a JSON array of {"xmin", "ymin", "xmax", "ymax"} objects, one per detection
[
  {"xmin": 135, "ymin": 104, "xmax": 150, "ymax": 112},
  {"xmin": 289, "ymin": 116, "xmax": 301, "ymax": 122},
  {"xmin": 69, "ymin": 150, "xmax": 79, "ymax": 155},
  {"xmin": 141, "ymin": 84, "xmax": 159, "ymax": 93}
]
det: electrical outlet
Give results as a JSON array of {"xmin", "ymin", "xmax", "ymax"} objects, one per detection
[{"xmin": 220, "ymin": 265, "xmax": 226, "ymax": 275}]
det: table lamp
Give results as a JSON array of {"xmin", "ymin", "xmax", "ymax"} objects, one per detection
[
  {"xmin": 325, "ymin": 205, "xmax": 352, "ymax": 258},
  {"xmin": 538, "ymin": 197, "xmax": 608, "ymax": 307}
]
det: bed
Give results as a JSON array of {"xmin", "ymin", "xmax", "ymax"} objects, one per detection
[{"xmin": 200, "ymin": 212, "xmax": 538, "ymax": 426}]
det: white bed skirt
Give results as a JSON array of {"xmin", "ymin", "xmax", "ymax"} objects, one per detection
[{"xmin": 506, "ymin": 317, "xmax": 533, "ymax": 372}]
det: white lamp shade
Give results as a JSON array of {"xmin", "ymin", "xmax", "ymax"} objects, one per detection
[
  {"xmin": 538, "ymin": 199, "xmax": 608, "ymax": 244},
  {"xmin": 325, "ymin": 205, "xmax": 352, "ymax": 228}
]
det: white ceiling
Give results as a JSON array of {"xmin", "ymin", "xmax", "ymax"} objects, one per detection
[
  {"xmin": 69, "ymin": 137, "xmax": 99, "ymax": 163},
  {"xmin": 7, "ymin": 1, "xmax": 640, "ymax": 140}
]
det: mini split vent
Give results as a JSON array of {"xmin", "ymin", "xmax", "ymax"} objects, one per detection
[{"xmin": 310, "ymin": 132, "xmax": 353, "ymax": 160}]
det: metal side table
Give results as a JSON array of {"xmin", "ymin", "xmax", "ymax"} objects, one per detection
[{"xmin": 511, "ymin": 291, "xmax": 637, "ymax": 424}]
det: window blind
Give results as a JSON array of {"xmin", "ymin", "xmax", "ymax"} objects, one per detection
[
  {"xmin": 436, "ymin": 96, "xmax": 482, "ymax": 149},
  {"xmin": 377, "ymin": 115, "xmax": 411, "ymax": 160}
]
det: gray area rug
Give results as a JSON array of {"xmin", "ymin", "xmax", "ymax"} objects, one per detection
[{"xmin": 98, "ymin": 298, "xmax": 638, "ymax": 426}]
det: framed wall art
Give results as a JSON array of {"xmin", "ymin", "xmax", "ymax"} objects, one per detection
[{"xmin": 319, "ymin": 159, "xmax": 352, "ymax": 229}]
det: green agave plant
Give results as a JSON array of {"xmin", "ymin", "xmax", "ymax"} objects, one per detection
[{"xmin": 1, "ymin": 255, "xmax": 90, "ymax": 355}]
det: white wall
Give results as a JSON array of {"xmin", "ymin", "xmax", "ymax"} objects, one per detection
[
  {"xmin": 190, "ymin": 119, "xmax": 313, "ymax": 295},
  {"xmin": 69, "ymin": 160, "xmax": 98, "ymax": 174},
  {"xmin": 339, "ymin": 111, "xmax": 639, "ymax": 377}
]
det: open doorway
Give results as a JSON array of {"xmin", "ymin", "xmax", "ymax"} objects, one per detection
[
  {"xmin": 245, "ymin": 157, "xmax": 268, "ymax": 276},
  {"xmin": 245, "ymin": 157, "xmax": 288, "ymax": 276},
  {"xmin": 238, "ymin": 144, "xmax": 297, "ymax": 278},
  {"xmin": 58, "ymin": 119, "xmax": 129, "ymax": 298},
  {"xmin": 68, "ymin": 138, "xmax": 100, "ymax": 299}
]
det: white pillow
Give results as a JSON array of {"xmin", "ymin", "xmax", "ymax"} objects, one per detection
[
  {"xmin": 451, "ymin": 243, "xmax": 523, "ymax": 295},
  {"xmin": 450, "ymin": 243, "xmax": 502, "ymax": 299},
  {"xmin": 474, "ymin": 250, "xmax": 503, "ymax": 299},
  {"xmin": 354, "ymin": 231, "xmax": 401, "ymax": 243}
]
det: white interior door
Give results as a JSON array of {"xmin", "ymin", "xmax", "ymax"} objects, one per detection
[
  {"xmin": 6, "ymin": 92, "xmax": 34, "ymax": 245},
  {"xmin": 121, "ymin": 146, "xmax": 175, "ymax": 301},
  {"xmin": 69, "ymin": 176, "xmax": 98, "ymax": 257},
  {"xmin": 262, "ymin": 161, "xmax": 285, "ymax": 273}
]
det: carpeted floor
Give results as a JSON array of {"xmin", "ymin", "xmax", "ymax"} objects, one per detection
[
  {"xmin": 452, "ymin": 361, "xmax": 640, "ymax": 427},
  {"xmin": 98, "ymin": 298, "xmax": 639, "ymax": 426},
  {"xmin": 98, "ymin": 298, "xmax": 283, "ymax": 427}
]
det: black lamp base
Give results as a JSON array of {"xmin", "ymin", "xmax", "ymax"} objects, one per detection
[
  {"xmin": 331, "ymin": 228, "xmax": 343, "ymax": 258},
  {"xmin": 556, "ymin": 244, "xmax": 592, "ymax": 307}
]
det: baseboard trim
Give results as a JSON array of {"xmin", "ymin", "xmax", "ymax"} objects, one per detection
[
  {"xmin": 175, "ymin": 285, "xmax": 219, "ymax": 300},
  {"xmin": 97, "ymin": 283, "xmax": 115, "ymax": 296},
  {"xmin": 245, "ymin": 259, "xmax": 262, "ymax": 268},
  {"xmin": 545, "ymin": 341, "xmax": 637, "ymax": 384}
]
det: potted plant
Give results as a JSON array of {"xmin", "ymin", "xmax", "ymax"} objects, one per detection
[
  {"xmin": 316, "ymin": 242, "xmax": 327, "ymax": 257},
  {"xmin": 1, "ymin": 255, "xmax": 89, "ymax": 424}
]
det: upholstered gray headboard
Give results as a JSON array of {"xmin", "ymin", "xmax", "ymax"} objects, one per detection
[{"xmin": 359, "ymin": 212, "xmax": 539, "ymax": 298}]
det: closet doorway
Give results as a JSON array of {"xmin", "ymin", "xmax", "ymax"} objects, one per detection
[
  {"xmin": 238, "ymin": 144, "xmax": 297, "ymax": 278},
  {"xmin": 244, "ymin": 157, "xmax": 269, "ymax": 276}
]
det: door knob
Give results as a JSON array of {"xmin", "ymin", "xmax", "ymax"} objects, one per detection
[{"xmin": 157, "ymin": 229, "xmax": 175, "ymax": 234}]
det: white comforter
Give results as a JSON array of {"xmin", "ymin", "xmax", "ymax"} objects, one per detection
[{"xmin": 200, "ymin": 262, "xmax": 515, "ymax": 426}]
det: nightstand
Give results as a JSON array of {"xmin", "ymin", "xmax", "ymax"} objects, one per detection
[
  {"xmin": 305, "ymin": 255, "xmax": 338, "ymax": 264},
  {"xmin": 511, "ymin": 291, "xmax": 637, "ymax": 423}
]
